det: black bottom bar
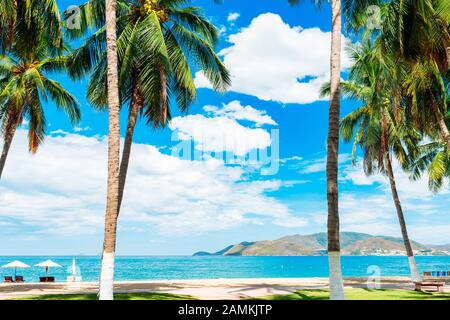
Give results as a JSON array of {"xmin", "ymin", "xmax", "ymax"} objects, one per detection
[{"xmin": 1, "ymin": 300, "xmax": 450, "ymax": 319}]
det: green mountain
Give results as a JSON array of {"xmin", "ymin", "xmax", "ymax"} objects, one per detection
[{"xmin": 193, "ymin": 232, "xmax": 450, "ymax": 256}]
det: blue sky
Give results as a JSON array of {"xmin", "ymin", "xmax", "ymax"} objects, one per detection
[{"xmin": 0, "ymin": 0, "xmax": 449, "ymax": 255}]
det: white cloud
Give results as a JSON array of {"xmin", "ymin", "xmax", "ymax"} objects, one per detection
[
  {"xmin": 0, "ymin": 130, "xmax": 302, "ymax": 236},
  {"xmin": 195, "ymin": 13, "xmax": 352, "ymax": 104},
  {"xmin": 342, "ymin": 157, "xmax": 449, "ymax": 200},
  {"xmin": 410, "ymin": 225, "xmax": 450, "ymax": 244},
  {"xmin": 300, "ymin": 153, "xmax": 350, "ymax": 174},
  {"xmin": 311, "ymin": 193, "xmax": 443, "ymax": 241},
  {"xmin": 342, "ymin": 221, "xmax": 401, "ymax": 238},
  {"xmin": 301, "ymin": 160, "xmax": 326, "ymax": 174},
  {"xmin": 273, "ymin": 216, "xmax": 308, "ymax": 228},
  {"xmin": 73, "ymin": 126, "xmax": 91, "ymax": 132},
  {"xmin": 203, "ymin": 100, "xmax": 277, "ymax": 126},
  {"xmin": 279, "ymin": 155, "xmax": 303, "ymax": 164},
  {"xmin": 309, "ymin": 154, "xmax": 450, "ymax": 243},
  {"xmin": 170, "ymin": 115, "xmax": 272, "ymax": 156},
  {"xmin": 227, "ymin": 12, "xmax": 240, "ymax": 23},
  {"xmin": 336, "ymin": 158, "xmax": 450, "ymax": 242},
  {"xmin": 169, "ymin": 101, "xmax": 277, "ymax": 156},
  {"xmin": 340, "ymin": 194, "xmax": 394, "ymax": 228},
  {"xmin": 218, "ymin": 25, "xmax": 227, "ymax": 35},
  {"xmin": 50, "ymin": 129, "xmax": 70, "ymax": 135}
]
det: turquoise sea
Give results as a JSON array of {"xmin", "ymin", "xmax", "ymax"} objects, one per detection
[{"xmin": 1, "ymin": 256, "xmax": 450, "ymax": 282}]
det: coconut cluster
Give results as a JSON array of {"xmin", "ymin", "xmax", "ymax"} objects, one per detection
[{"xmin": 136, "ymin": 0, "xmax": 169, "ymax": 22}]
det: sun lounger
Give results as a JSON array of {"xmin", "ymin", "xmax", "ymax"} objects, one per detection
[
  {"xmin": 39, "ymin": 276, "xmax": 55, "ymax": 282},
  {"xmin": 414, "ymin": 281, "xmax": 445, "ymax": 293},
  {"xmin": 423, "ymin": 271, "xmax": 450, "ymax": 278},
  {"xmin": 15, "ymin": 276, "xmax": 24, "ymax": 283},
  {"xmin": 4, "ymin": 276, "xmax": 13, "ymax": 283}
]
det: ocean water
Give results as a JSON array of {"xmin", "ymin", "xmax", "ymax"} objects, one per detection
[{"xmin": 1, "ymin": 256, "xmax": 450, "ymax": 282}]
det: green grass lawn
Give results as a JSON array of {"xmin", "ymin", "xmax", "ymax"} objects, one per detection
[
  {"xmin": 11, "ymin": 288, "xmax": 450, "ymax": 300},
  {"xmin": 13, "ymin": 292, "xmax": 196, "ymax": 300},
  {"xmin": 260, "ymin": 288, "xmax": 450, "ymax": 300}
]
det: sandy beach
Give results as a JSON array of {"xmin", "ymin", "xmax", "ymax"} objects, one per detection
[{"xmin": 1, "ymin": 277, "xmax": 443, "ymax": 300}]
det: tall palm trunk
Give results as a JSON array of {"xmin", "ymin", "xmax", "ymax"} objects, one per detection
[
  {"xmin": 447, "ymin": 47, "xmax": 450, "ymax": 70},
  {"xmin": 385, "ymin": 153, "xmax": 421, "ymax": 282},
  {"xmin": 0, "ymin": 123, "xmax": 17, "ymax": 179},
  {"xmin": 430, "ymin": 98, "xmax": 450, "ymax": 149},
  {"xmin": 327, "ymin": 0, "xmax": 345, "ymax": 300},
  {"xmin": 0, "ymin": 105, "xmax": 25, "ymax": 179},
  {"xmin": 6, "ymin": 0, "xmax": 17, "ymax": 50},
  {"xmin": 99, "ymin": 0, "xmax": 121, "ymax": 301},
  {"xmin": 117, "ymin": 85, "xmax": 142, "ymax": 211}
]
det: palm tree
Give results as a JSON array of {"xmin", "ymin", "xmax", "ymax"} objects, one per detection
[
  {"xmin": 98, "ymin": 0, "xmax": 121, "ymax": 300},
  {"xmin": 410, "ymin": 140, "xmax": 450, "ymax": 193},
  {"xmin": 393, "ymin": 1, "xmax": 450, "ymax": 149},
  {"xmin": 0, "ymin": 43, "xmax": 80, "ymax": 178},
  {"xmin": 409, "ymin": 82, "xmax": 450, "ymax": 193},
  {"xmin": 325, "ymin": 0, "xmax": 347, "ymax": 300},
  {"xmin": 346, "ymin": 0, "xmax": 450, "ymax": 149},
  {"xmin": 66, "ymin": 0, "xmax": 230, "ymax": 299},
  {"xmin": 401, "ymin": 58, "xmax": 450, "ymax": 150},
  {"xmin": 0, "ymin": 0, "xmax": 64, "ymax": 54},
  {"xmin": 403, "ymin": 66, "xmax": 450, "ymax": 194},
  {"xmin": 0, "ymin": 0, "xmax": 16, "ymax": 52},
  {"xmin": 322, "ymin": 40, "xmax": 423, "ymax": 282},
  {"xmin": 289, "ymin": 0, "xmax": 346, "ymax": 299}
]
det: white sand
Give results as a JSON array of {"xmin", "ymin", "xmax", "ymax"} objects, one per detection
[{"xmin": 0, "ymin": 276, "xmax": 428, "ymax": 300}]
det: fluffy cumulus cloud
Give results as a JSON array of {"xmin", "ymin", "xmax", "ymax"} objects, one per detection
[
  {"xmin": 0, "ymin": 130, "xmax": 304, "ymax": 236},
  {"xmin": 169, "ymin": 101, "xmax": 277, "ymax": 156},
  {"xmin": 195, "ymin": 13, "xmax": 352, "ymax": 104}
]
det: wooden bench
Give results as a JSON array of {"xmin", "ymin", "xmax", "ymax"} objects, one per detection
[{"xmin": 414, "ymin": 282, "xmax": 445, "ymax": 293}]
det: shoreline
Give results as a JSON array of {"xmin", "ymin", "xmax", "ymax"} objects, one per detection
[{"xmin": 1, "ymin": 276, "xmax": 438, "ymax": 300}]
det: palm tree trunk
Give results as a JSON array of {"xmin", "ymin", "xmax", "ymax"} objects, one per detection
[
  {"xmin": 117, "ymin": 85, "xmax": 142, "ymax": 212},
  {"xmin": 99, "ymin": 0, "xmax": 121, "ymax": 301},
  {"xmin": 0, "ymin": 123, "xmax": 17, "ymax": 179},
  {"xmin": 430, "ymin": 98, "xmax": 450, "ymax": 149},
  {"xmin": 447, "ymin": 47, "xmax": 450, "ymax": 70},
  {"xmin": 6, "ymin": 0, "xmax": 17, "ymax": 50},
  {"xmin": 385, "ymin": 153, "xmax": 421, "ymax": 282},
  {"xmin": 327, "ymin": 0, "xmax": 345, "ymax": 300},
  {"xmin": 0, "ymin": 104, "xmax": 25, "ymax": 179}
]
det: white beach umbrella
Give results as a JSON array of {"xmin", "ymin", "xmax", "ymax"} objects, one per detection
[
  {"xmin": 34, "ymin": 260, "xmax": 62, "ymax": 277},
  {"xmin": 2, "ymin": 260, "xmax": 30, "ymax": 278}
]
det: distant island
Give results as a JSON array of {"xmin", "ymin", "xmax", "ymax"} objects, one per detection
[{"xmin": 193, "ymin": 232, "xmax": 450, "ymax": 256}]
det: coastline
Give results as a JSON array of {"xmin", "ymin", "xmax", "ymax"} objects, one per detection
[{"xmin": 0, "ymin": 276, "xmax": 433, "ymax": 300}]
